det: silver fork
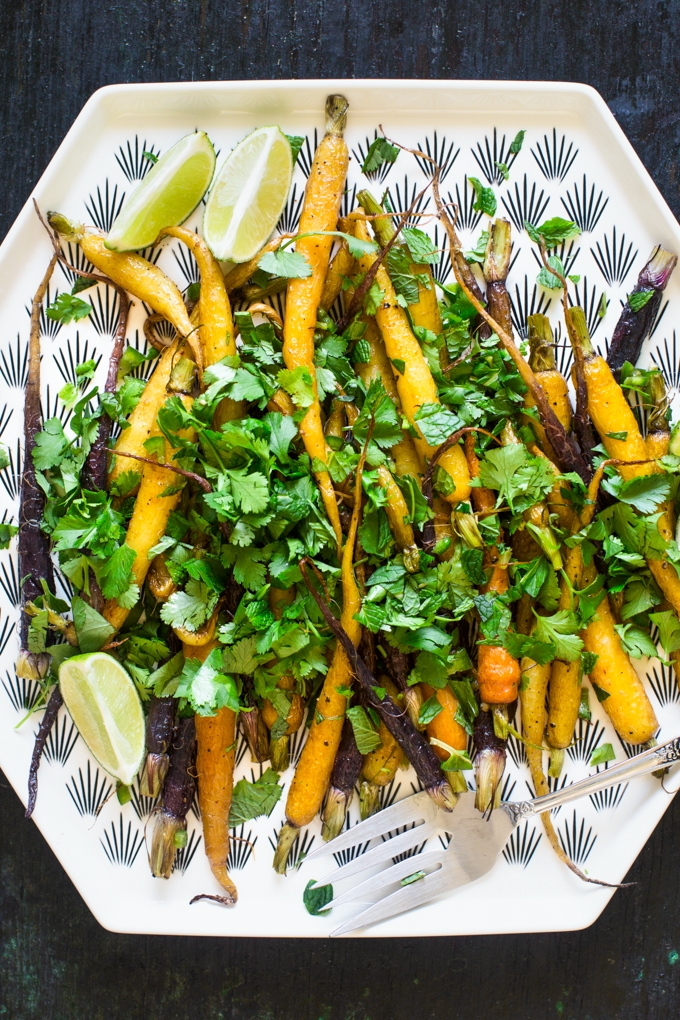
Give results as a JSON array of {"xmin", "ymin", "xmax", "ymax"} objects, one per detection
[{"xmin": 304, "ymin": 736, "xmax": 680, "ymax": 936}]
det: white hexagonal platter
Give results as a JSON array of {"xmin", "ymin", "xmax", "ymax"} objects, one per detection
[{"xmin": 1, "ymin": 79, "xmax": 680, "ymax": 937}]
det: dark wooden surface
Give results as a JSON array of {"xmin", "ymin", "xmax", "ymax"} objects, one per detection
[{"xmin": 3, "ymin": 2, "xmax": 680, "ymax": 1017}]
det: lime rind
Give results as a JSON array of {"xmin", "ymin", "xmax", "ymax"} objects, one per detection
[
  {"xmin": 203, "ymin": 125, "xmax": 293, "ymax": 263},
  {"xmin": 105, "ymin": 131, "xmax": 216, "ymax": 252},
  {"xmin": 59, "ymin": 652, "xmax": 145, "ymax": 785}
]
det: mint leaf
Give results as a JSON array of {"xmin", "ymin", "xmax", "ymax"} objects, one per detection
[
  {"xmin": 468, "ymin": 176, "xmax": 497, "ymax": 216},
  {"xmin": 402, "ymin": 226, "xmax": 440, "ymax": 265},
  {"xmin": 537, "ymin": 255, "xmax": 565, "ymax": 290},
  {"xmin": 118, "ymin": 345, "xmax": 159, "ymax": 379},
  {"xmin": 418, "ymin": 695, "xmax": 443, "ymax": 726},
  {"xmin": 591, "ymin": 681, "xmax": 610, "ymax": 702},
  {"xmin": 352, "ymin": 379, "xmax": 402, "ymax": 450},
  {"xmin": 71, "ymin": 595, "xmax": 115, "ymax": 653},
  {"xmin": 303, "ymin": 879, "xmax": 333, "ymax": 916},
  {"xmin": 285, "ymin": 134, "xmax": 305, "ymax": 165},
  {"xmin": 414, "ymin": 402, "xmax": 460, "ymax": 446},
  {"xmin": 589, "ymin": 742, "xmax": 616, "ymax": 767},
  {"xmin": 628, "ymin": 288, "xmax": 654, "ymax": 313},
  {"xmin": 258, "ymin": 249, "xmax": 311, "ymax": 279},
  {"xmin": 509, "ymin": 130, "xmax": 526, "ymax": 154},
  {"xmin": 346, "ymin": 705, "xmax": 382, "ymax": 754},
  {"xmin": 525, "ymin": 217, "xmax": 580, "ymax": 248},
  {"xmin": 230, "ymin": 768, "xmax": 282, "ymax": 826}
]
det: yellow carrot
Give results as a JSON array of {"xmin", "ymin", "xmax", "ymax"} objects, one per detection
[{"xmin": 282, "ymin": 95, "xmax": 349, "ymax": 553}]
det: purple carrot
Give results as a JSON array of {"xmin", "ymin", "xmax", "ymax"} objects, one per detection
[
  {"xmin": 149, "ymin": 716, "xmax": 197, "ymax": 878},
  {"xmin": 607, "ymin": 246, "xmax": 677, "ymax": 378},
  {"xmin": 81, "ymin": 283, "xmax": 129, "ymax": 491},
  {"xmin": 321, "ymin": 716, "xmax": 363, "ymax": 841},
  {"xmin": 20, "ymin": 255, "xmax": 60, "ymax": 818},
  {"xmin": 140, "ymin": 695, "xmax": 177, "ymax": 798},
  {"xmin": 300, "ymin": 561, "xmax": 456, "ymax": 810},
  {"xmin": 25, "ymin": 685, "xmax": 63, "ymax": 818},
  {"xmin": 473, "ymin": 704, "xmax": 506, "ymax": 814}
]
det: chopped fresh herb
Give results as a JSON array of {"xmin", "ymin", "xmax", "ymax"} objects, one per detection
[
  {"xmin": 346, "ymin": 705, "xmax": 382, "ymax": 754},
  {"xmin": 509, "ymin": 130, "xmax": 526, "ymax": 154},
  {"xmin": 525, "ymin": 217, "xmax": 580, "ymax": 248},
  {"xmin": 230, "ymin": 768, "xmax": 282, "ymax": 826},
  {"xmin": 578, "ymin": 688, "xmax": 591, "ymax": 721},
  {"xmin": 258, "ymin": 249, "xmax": 311, "ymax": 279},
  {"xmin": 361, "ymin": 136, "xmax": 399, "ymax": 175},
  {"xmin": 303, "ymin": 879, "xmax": 333, "ymax": 915},
  {"xmin": 591, "ymin": 681, "xmax": 611, "ymax": 703},
  {"xmin": 628, "ymin": 288, "xmax": 654, "ymax": 313},
  {"xmin": 285, "ymin": 134, "xmax": 305, "ymax": 165},
  {"xmin": 589, "ymin": 743, "xmax": 616, "ymax": 768},
  {"xmin": 418, "ymin": 695, "xmax": 443, "ymax": 726},
  {"xmin": 468, "ymin": 176, "xmax": 497, "ymax": 216},
  {"xmin": 46, "ymin": 292, "xmax": 92, "ymax": 325}
]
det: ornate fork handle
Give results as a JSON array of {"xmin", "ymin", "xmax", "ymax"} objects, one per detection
[{"xmin": 504, "ymin": 736, "xmax": 680, "ymax": 826}]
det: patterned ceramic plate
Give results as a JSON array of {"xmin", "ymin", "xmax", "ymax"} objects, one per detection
[{"xmin": 2, "ymin": 80, "xmax": 680, "ymax": 937}]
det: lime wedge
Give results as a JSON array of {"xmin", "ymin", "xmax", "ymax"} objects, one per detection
[
  {"xmin": 203, "ymin": 126, "xmax": 293, "ymax": 263},
  {"xmin": 59, "ymin": 652, "xmax": 145, "ymax": 785},
  {"xmin": 105, "ymin": 131, "xmax": 216, "ymax": 251}
]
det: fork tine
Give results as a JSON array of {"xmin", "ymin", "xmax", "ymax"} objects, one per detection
[
  {"xmin": 303, "ymin": 791, "xmax": 435, "ymax": 861},
  {"xmin": 326, "ymin": 821, "xmax": 438, "ymax": 883},
  {"xmin": 328, "ymin": 850, "xmax": 447, "ymax": 908},
  {"xmin": 330, "ymin": 863, "xmax": 453, "ymax": 937}
]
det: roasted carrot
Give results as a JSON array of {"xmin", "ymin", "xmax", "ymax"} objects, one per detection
[
  {"xmin": 140, "ymin": 695, "xmax": 176, "ymax": 798},
  {"xmin": 149, "ymin": 715, "xmax": 197, "ymax": 879},
  {"xmin": 353, "ymin": 218, "xmax": 471, "ymax": 504},
  {"xmin": 546, "ymin": 545, "xmax": 585, "ymax": 752},
  {"xmin": 581, "ymin": 561, "xmax": 658, "ymax": 744},
  {"xmin": 320, "ymin": 236, "xmax": 356, "ymax": 312},
  {"xmin": 185, "ymin": 639, "xmax": 238, "ymax": 901},
  {"xmin": 607, "ymin": 246, "xmax": 677, "ymax": 378},
  {"xmin": 282, "ymin": 95, "xmax": 349, "ymax": 553},
  {"xmin": 356, "ymin": 189, "xmax": 443, "ymax": 339},
  {"xmin": 47, "ymin": 213, "xmax": 201, "ymax": 371},
  {"xmin": 571, "ymin": 308, "xmax": 680, "ymax": 612},
  {"xmin": 274, "ymin": 424, "xmax": 363, "ymax": 872},
  {"xmin": 482, "ymin": 218, "xmax": 513, "ymax": 338},
  {"xmin": 524, "ymin": 314, "xmax": 573, "ymax": 462},
  {"xmin": 359, "ymin": 675, "xmax": 407, "ymax": 818},
  {"xmin": 421, "ymin": 682, "xmax": 467, "ymax": 757},
  {"xmin": 262, "ymin": 587, "xmax": 305, "ymax": 771},
  {"xmin": 321, "ymin": 717, "xmax": 363, "ymax": 841}
]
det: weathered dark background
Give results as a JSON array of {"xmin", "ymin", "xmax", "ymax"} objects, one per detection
[{"xmin": 2, "ymin": 2, "xmax": 680, "ymax": 1018}]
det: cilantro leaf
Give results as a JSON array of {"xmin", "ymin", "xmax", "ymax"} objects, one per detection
[
  {"xmin": 603, "ymin": 473, "xmax": 670, "ymax": 515},
  {"xmin": 0, "ymin": 521, "xmax": 18, "ymax": 549},
  {"xmin": 439, "ymin": 747, "xmax": 473, "ymax": 772},
  {"xmin": 117, "ymin": 345, "xmax": 159, "ymax": 379},
  {"xmin": 265, "ymin": 411, "xmax": 298, "ymax": 463},
  {"xmin": 228, "ymin": 468, "xmax": 269, "ymax": 514},
  {"xmin": 614, "ymin": 623, "xmax": 658, "ymax": 659},
  {"xmin": 46, "ymin": 292, "xmax": 92, "ymax": 325},
  {"xmin": 476, "ymin": 444, "xmax": 554, "ymax": 513},
  {"xmin": 464, "ymin": 229, "xmax": 489, "ymax": 264},
  {"xmin": 258, "ymin": 249, "xmax": 312, "ymax": 279},
  {"xmin": 363, "ymin": 280, "xmax": 384, "ymax": 316},
  {"xmin": 346, "ymin": 705, "xmax": 382, "ymax": 754},
  {"xmin": 230, "ymin": 768, "xmax": 283, "ymax": 826},
  {"xmin": 525, "ymin": 217, "xmax": 580, "ymax": 248},
  {"xmin": 277, "ymin": 366, "xmax": 315, "ymax": 409},
  {"xmin": 532, "ymin": 610, "xmax": 584, "ymax": 662},
  {"xmin": 468, "ymin": 176, "xmax": 497, "ymax": 216},
  {"xmin": 222, "ymin": 636, "xmax": 259, "ymax": 675},
  {"xmin": 650, "ymin": 610, "xmax": 680, "ymax": 655},
  {"xmin": 160, "ymin": 579, "xmax": 218, "ymax": 632},
  {"xmin": 32, "ymin": 417, "xmax": 70, "ymax": 470},
  {"xmin": 352, "ymin": 379, "xmax": 402, "ymax": 450},
  {"xmin": 98, "ymin": 543, "xmax": 136, "ymax": 600},
  {"xmin": 176, "ymin": 646, "xmax": 239, "ymax": 715},
  {"xmin": 361, "ymin": 137, "xmax": 399, "ymax": 175}
]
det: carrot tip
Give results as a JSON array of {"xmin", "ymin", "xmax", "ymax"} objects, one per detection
[{"xmin": 273, "ymin": 822, "xmax": 300, "ymax": 874}]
